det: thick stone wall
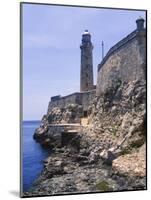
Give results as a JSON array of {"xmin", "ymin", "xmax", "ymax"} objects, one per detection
[
  {"xmin": 47, "ymin": 90, "xmax": 96, "ymax": 114},
  {"xmin": 96, "ymin": 29, "xmax": 146, "ymax": 96},
  {"xmin": 47, "ymin": 92, "xmax": 82, "ymax": 113}
]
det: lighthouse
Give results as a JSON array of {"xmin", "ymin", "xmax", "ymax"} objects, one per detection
[{"xmin": 80, "ymin": 30, "xmax": 94, "ymax": 92}]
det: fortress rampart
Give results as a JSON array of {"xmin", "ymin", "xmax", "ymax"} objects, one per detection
[
  {"xmin": 47, "ymin": 18, "xmax": 146, "ymax": 116},
  {"xmin": 96, "ymin": 26, "xmax": 146, "ymax": 96},
  {"xmin": 47, "ymin": 90, "xmax": 96, "ymax": 114}
]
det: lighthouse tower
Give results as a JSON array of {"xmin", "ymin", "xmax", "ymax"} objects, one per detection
[{"xmin": 80, "ymin": 30, "xmax": 94, "ymax": 92}]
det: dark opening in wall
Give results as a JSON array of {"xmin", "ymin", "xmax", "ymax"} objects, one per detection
[{"xmin": 83, "ymin": 110, "xmax": 88, "ymax": 117}]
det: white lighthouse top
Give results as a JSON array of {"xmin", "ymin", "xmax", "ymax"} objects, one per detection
[{"xmin": 83, "ymin": 30, "xmax": 90, "ymax": 35}]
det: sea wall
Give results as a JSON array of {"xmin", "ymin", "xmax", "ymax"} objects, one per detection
[{"xmin": 96, "ymin": 29, "xmax": 146, "ymax": 96}]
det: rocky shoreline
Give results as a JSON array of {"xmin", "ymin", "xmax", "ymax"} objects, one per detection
[
  {"xmin": 24, "ymin": 139, "xmax": 146, "ymax": 197},
  {"xmin": 24, "ymin": 79, "xmax": 146, "ymax": 197},
  {"xmin": 22, "ymin": 17, "xmax": 146, "ymax": 197}
]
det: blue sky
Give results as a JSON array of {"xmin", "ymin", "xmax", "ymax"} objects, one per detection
[{"xmin": 22, "ymin": 3, "xmax": 146, "ymax": 120}]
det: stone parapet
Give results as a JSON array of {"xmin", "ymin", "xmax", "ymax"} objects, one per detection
[
  {"xmin": 47, "ymin": 90, "xmax": 96, "ymax": 114},
  {"xmin": 98, "ymin": 29, "xmax": 146, "ymax": 72},
  {"xmin": 96, "ymin": 28, "xmax": 146, "ymax": 96}
]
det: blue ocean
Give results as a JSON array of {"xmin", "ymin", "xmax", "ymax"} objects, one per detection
[{"xmin": 22, "ymin": 121, "xmax": 50, "ymax": 192}]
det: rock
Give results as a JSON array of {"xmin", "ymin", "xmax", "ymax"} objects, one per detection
[
  {"xmin": 47, "ymin": 104, "xmax": 83, "ymax": 124},
  {"xmin": 112, "ymin": 144, "xmax": 146, "ymax": 177},
  {"xmin": 28, "ymin": 79, "xmax": 146, "ymax": 196},
  {"xmin": 100, "ymin": 147, "xmax": 121, "ymax": 165},
  {"xmin": 88, "ymin": 151, "xmax": 99, "ymax": 164}
]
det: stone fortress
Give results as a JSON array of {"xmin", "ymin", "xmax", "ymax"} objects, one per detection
[
  {"xmin": 31, "ymin": 17, "xmax": 146, "ymax": 196},
  {"xmin": 47, "ymin": 17, "xmax": 146, "ymax": 121}
]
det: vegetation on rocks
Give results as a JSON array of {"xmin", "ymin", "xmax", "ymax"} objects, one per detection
[{"xmin": 96, "ymin": 180, "xmax": 110, "ymax": 191}]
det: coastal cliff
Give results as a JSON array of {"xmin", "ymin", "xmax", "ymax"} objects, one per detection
[
  {"xmin": 24, "ymin": 78, "xmax": 146, "ymax": 197},
  {"xmin": 24, "ymin": 18, "xmax": 146, "ymax": 197}
]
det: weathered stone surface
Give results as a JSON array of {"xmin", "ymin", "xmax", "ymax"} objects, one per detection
[
  {"xmin": 89, "ymin": 79, "xmax": 146, "ymax": 155},
  {"xmin": 96, "ymin": 29, "xmax": 146, "ymax": 96},
  {"xmin": 24, "ymin": 142, "xmax": 146, "ymax": 197},
  {"xmin": 47, "ymin": 90, "xmax": 96, "ymax": 115},
  {"xmin": 34, "ymin": 124, "xmax": 81, "ymax": 149},
  {"xmin": 100, "ymin": 148, "xmax": 121, "ymax": 165},
  {"xmin": 24, "ymin": 147, "xmax": 118, "ymax": 196},
  {"xmin": 112, "ymin": 144, "xmax": 146, "ymax": 177}
]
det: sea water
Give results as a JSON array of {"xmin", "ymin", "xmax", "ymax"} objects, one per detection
[{"xmin": 22, "ymin": 121, "xmax": 50, "ymax": 192}]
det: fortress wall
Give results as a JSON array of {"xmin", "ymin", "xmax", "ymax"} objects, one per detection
[
  {"xmin": 96, "ymin": 30, "xmax": 146, "ymax": 96},
  {"xmin": 47, "ymin": 90, "xmax": 96, "ymax": 114},
  {"xmin": 47, "ymin": 92, "xmax": 82, "ymax": 113}
]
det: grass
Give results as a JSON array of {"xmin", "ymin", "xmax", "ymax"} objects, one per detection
[{"xmin": 109, "ymin": 124, "xmax": 118, "ymax": 137}]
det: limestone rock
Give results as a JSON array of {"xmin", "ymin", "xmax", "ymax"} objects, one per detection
[
  {"xmin": 112, "ymin": 144, "xmax": 146, "ymax": 177},
  {"xmin": 30, "ymin": 73, "xmax": 146, "ymax": 196}
]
